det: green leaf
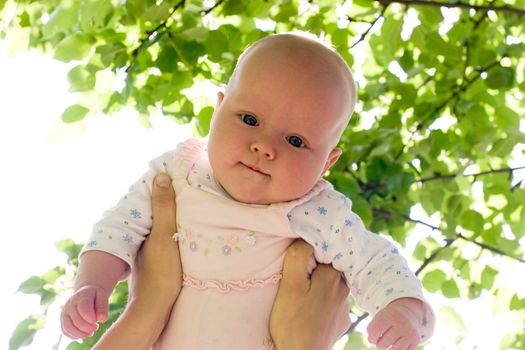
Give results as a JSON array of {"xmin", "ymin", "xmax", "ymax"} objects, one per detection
[
  {"xmin": 67, "ymin": 65, "xmax": 96, "ymax": 92},
  {"xmin": 55, "ymin": 239, "xmax": 83, "ymax": 262},
  {"xmin": 271, "ymin": 1, "xmax": 298, "ymax": 22},
  {"xmin": 9, "ymin": 315, "xmax": 45, "ymax": 350},
  {"xmin": 17, "ymin": 276, "xmax": 45, "ymax": 294},
  {"xmin": 440, "ymin": 306, "xmax": 466, "ymax": 332},
  {"xmin": 480, "ymin": 265, "xmax": 498, "ymax": 291},
  {"xmin": 422, "ymin": 269, "xmax": 446, "ymax": 292},
  {"xmin": 442, "ymin": 279, "xmax": 461, "ymax": 298},
  {"xmin": 459, "ymin": 210, "xmax": 484, "ymax": 233},
  {"xmin": 18, "ymin": 11, "xmax": 31, "ymax": 27},
  {"xmin": 42, "ymin": 266, "xmax": 66, "ymax": 284},
  {"xmin": 485, "ymin": 66, "xmax": 515, "ymax": 89},
  {"xmin": 142, "ymin": 3, "xmax": 171, "ymax": 22},
  {"xmin": 80, "ymin": 0, "xmax": 114, "ymax": 31},
  {"xmin": 54, "ymin": 34, "xmax": 95, "ymax": 62},
  {"xmin": 206, "ymin": 30, "xmax": 229, "ymax": 62},
  {"xmin": 61, "ymin": 104, "xmax": 90, "ymax": 123},
  {"xmin": 195, "ymin": 106, "xmax": 214, "ymax": 136},
  {"xmin": 43, "ymin": 3, "xmax": 81, "ymax": 37},
  {"xmin": 510, "ymin": 294, "xmax": 525, "ymax": 311},
  {"xmin": 381, "ymin": 16, "xmax": 403, "ymax": 58},
  {"xmin": 96, "ymin": 43, "xmax": 128, "ymax": 68},
  {"xmin": 222, "ymin": 0, "xmax": 248, "ymax": 15},
  {"xmin": 418, "ymin": 6, "xmax": 443, "ymax": 25}
]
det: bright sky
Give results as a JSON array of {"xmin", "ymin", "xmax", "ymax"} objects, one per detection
[{"xmin": 1, "ymin": 41, "xmax": 523, "ymax": 350}]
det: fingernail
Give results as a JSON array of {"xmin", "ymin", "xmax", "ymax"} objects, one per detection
[{"xmin": 156, "ymin": 174, "xmax": 170, "ymax": 188}]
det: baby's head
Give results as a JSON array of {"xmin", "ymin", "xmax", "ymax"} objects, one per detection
[{"xmin": 207, "ymin": 32, "xmax": 356, "ymax": 204}]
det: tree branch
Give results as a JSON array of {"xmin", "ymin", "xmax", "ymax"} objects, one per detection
[
  {"xmin": 350, "ymin": 6, "xmax": 388, "ymax": 48},
  {"xmin": 457, "ymin": 233, "xmax": 525, "ymax": 264},
  {"xmin": 375, "ymin": 0, "xmax": 525, "ymax": 16},
  {"xmin": 347, "ymin": 311, "xmax": 370, "ymax": 334},
  {"xmin": 415, "ymin": 238, "xmax": 456, "ymax": 276},
  {"xmin": 201, "ymin": 0, "xmax": 225, "ymax": 16},
  {"xmin": 127, "ymin": 0, "xmax": 186, "ymax": 73},
  {"xmin": 418, "ymin": 166, "xmax": 525, "ymax": 183}
]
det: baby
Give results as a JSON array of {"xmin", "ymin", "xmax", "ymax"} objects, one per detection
[{"xmin": 61, "ymin": 32, "xmax": 434, "ymax": 349}]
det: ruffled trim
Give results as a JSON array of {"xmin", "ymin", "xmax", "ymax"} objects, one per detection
[
  {"xmin": 182, "ymin": 272, "xmax": 282, "ymax": 293},
  {"xmin": 170, "ymin": 138, "xmax": 205, "ymax": 178}
]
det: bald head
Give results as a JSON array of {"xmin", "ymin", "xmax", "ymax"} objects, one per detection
[{"xmin": 227, "ymin": 33, "xmax": 357, "ymax": 133}]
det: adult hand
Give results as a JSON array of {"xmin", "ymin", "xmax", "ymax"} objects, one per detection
[
  {"xmin": 93, "ymin": 173, "xmax": 182, "ymax": 350},
  {"xmin": 270, "ymin": 240, "xmax": 350, "ymax": 350}
]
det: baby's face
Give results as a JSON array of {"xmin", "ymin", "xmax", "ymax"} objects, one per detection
[{"xmin": 207, "ymin": 39, "xmax": 353, "ymax": 204}]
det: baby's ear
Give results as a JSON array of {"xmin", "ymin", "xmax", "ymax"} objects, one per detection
[
  {"xmin": 216, "ymin": 91, "xmax": 224, "ymax": 106},
  {"xmin": 322, "ymin": 147, "xmax": 342, "ymax": 174},
  {"xmin": 210, "ymin": 91, "xmax": 225, "ymax": 124}
]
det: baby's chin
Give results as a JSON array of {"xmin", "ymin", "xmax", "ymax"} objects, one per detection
[{"xmin": 223, "ymin": 184, "xmax": 302, "ymax": 205}]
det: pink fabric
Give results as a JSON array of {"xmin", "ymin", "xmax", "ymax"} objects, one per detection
[
  {"xmin": 154, "ymin": 139, "xmax": 310, "ymax": 349},
  {"xmin": 182, "ymin": 273, "xmax": 282, "ymax": 293}
]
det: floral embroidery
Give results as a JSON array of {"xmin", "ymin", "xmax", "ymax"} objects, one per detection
[
  {"xmin": 177, "ymin": 228, "xmax": 257, "ymax": 256},
  {"xmin": 321, "ymin": 241, "xmax": 328, "ymax": 252},
  {"xmin": 345, "ymin": 218, "xmax": 353, "ymax": 227},
  {"xmin": 122, "ymin": 234, "xmax": 133, "ymax": 243},
  {"xmin": 245, "ymin": 231, "xmax": 257, "ymax": 246},
  {"xmin": 228, "ymin": 234, "xmax": 239, "ymax": 245},
  {"xmin": 87, "ymin": 240, "xmax": 97, "ymax": 247},
  {"xmin": 317, "ymin": 206, "xmax": 327, "ymax": 215},
  {"xmin": 222, "ymin": 245, "xmax": 232, "ymax": 256},
  {"xmin": 129, "ymin": 209, "xmax": 141, "ymax": 219}
]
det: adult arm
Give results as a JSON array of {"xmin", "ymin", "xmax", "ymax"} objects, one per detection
[
  {"xmin": 270, "ymin": 240, "xmax": 351, "ymax": 350},
  {"xmin": 93, "ymin": 173, "xmax": 182, "ymax": 350}
]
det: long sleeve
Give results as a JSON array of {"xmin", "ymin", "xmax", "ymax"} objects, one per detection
[
  {"xmin": 289, "ymin": 189, "xmax": 427, "ymax": 316},
  {"xmin": 80, "ymin": 148, "xmax": 178, "ymax": 269}
]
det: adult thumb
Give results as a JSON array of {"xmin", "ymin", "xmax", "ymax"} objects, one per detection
[
  {"xmin": 280, "ymin": 239, "xmax": 317, "ymax": 294},
  {"xmin": 151, "ymin": 173, "xmax": 177, "ymax": 236}
]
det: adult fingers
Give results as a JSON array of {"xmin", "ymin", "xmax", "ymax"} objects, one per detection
[
  {"xmin": 280, "ymin": 239, "xmax": 316, "ymax": 294},
  {"xmin": 151, "ymin": 173, "xmax": 177, "ymax": 238},
  {"xmin": 310, "ymin": 264, "xmax": 349, "ymax": 298}
]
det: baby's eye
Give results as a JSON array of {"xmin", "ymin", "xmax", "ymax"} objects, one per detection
[
  {"xmin": 287, "ymin": 135, "xmax": 304, "ymax": 148},
  {"xmin": 242, "ymin": 114, "xmax": 258, "ymax": 126}
]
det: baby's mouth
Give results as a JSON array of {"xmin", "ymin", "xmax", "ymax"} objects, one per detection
[{"xmin": 243, "ymin": 163, "xmax": 270, "ymax": 176}]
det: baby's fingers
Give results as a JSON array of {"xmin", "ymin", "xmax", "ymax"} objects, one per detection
[
  {"xmin": 77, "ymin": 296, "xmax": 97, "ymax": 324},
  {"xmin": 375, "ymin": 326, "xmax": 399, "ymax": 349},
  {"xmin": 391, "ymin": 336, "xmax": 418, "ymax": 350},
  {"xmin": 61, "ymin": 307, "xmax": 97, "ymax": 339},
  {"xmin": 367, "ymin": 315, "xmax": 390, "ymax": 345}
]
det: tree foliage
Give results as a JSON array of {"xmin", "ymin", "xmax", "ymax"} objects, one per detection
[{"xmin": 2, "ymin": 0, "xmax": 524, "ymax": 349}]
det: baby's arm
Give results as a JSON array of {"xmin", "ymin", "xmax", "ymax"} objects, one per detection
[
  {"xmin": 61, "ymin": 251, "xmax": 128, "ymax": 339},
  {"xmin": 328, "ymin": 221, "xmax": 434, "ymax": 349},
  {"xmin": 304, "ymin": 192, "xmax": 434, "ymax": 348},
  {"xmin": 61, "ymin": 149, "xmax": 177, "ymax": 339}
]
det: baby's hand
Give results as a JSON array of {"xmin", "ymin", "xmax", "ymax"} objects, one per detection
[
  {"xmin": 60, "ymin": 285, "xmax": 110, "ymax": 339},
  {"xmin": 367, "ymin": 297, "xmax": 425, "ymax": 350}
]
